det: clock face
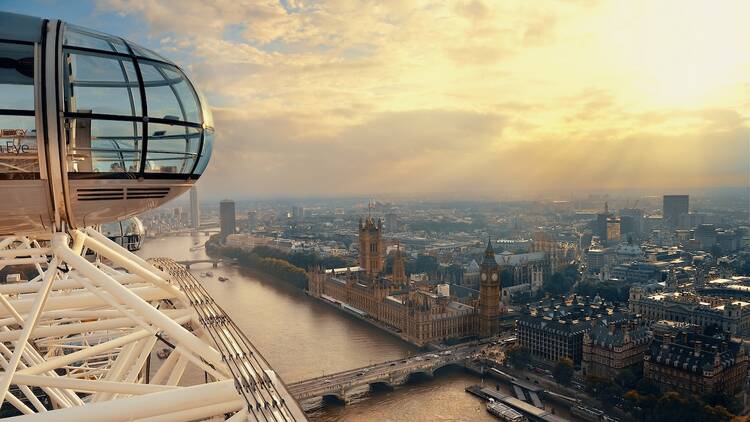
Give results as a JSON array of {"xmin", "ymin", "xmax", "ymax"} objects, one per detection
[
  {"xmin": 491, "ymin": 273, "xmax": 498, "ymax": 281},
  {"xmin": 481, "ymin": 273, "xmax": 487, "ymax": 281}
]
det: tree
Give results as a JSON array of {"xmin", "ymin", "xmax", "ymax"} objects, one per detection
[
  {"xmin": 540, "ymin": 265, "xmax": 580, "ymax": 296},
  {"xmin": 710, "ymin": 244, "xmax": 723, "ymax": 258},
  {"xmin": 505, "ymin": 344, "xmax": 530, "ymax": 369},
  {"xmin": 615, "ymin": 367, "xmax": 640, "ymax": 390},
  {"xmin": 500, "ymin": 268, "xmax": 514, "ymax": 286},
  {"xmin": 409, "ymin": 254, "xmax": 438, "ymax": 275},
  {"xmin": 552, "ymin": 357, "xmax": 574, "ymax": 385}
]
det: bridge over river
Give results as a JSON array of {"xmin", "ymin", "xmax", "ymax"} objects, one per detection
[
  {"xmin": 177, "ymin": 258, "xmax": 224, "ymax": 269},
  {"xmin": 287, "ymin": 343, "xmax": 482, "ymax": 403}
]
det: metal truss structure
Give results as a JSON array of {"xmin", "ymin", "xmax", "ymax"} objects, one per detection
[{"xmin": 0, "ymin": 228, "xmax": 306, "ymax": 421}]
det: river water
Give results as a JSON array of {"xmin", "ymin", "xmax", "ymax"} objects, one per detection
[{"xmin": 138, "ymin": 233, "xmax": 574, "ymax": 421}]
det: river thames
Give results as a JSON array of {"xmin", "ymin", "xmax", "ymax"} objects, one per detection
[{"xmin": 138, "ymin": 233, "xmax": 575, "ymax": 421}]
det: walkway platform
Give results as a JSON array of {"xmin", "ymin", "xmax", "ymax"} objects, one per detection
[{"xmin": 465, "ymin": 385, "xmax": 570, "ymax": 422}]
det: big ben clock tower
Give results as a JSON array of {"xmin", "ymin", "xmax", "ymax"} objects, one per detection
[{"xmin": 479, "ymin": 238, "xmax": 500, "ymax": 337}]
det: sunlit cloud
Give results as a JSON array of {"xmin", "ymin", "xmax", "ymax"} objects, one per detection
[{"xmin": 100, "ymin": 0, "xmax": 750, "ymax": 198}]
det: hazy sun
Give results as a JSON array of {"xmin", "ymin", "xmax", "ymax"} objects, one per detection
[{"xmin": 603, "ymin": 1, "xmax": 750, "ymax": 108}]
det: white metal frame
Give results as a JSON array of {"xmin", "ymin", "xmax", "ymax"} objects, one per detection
[{"xmin": 0, "ymin": 229, "xmax": 305, "ymax": 421}]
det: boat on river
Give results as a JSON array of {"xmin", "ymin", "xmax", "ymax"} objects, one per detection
[{"xmin": 487, "ymin": 399, "xmax": 527, "ymax": 422}]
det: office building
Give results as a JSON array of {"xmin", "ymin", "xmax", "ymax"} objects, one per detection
[
  {"xmin": 517, "ymin": 296, "xmax": 629, "ymax": 367},
  {"xmin": 247, "ymin": 210, "xmax": 258, "ymax": 231},
  {"xmin": 606, "ymin": 216, "xmax": 621, "ymax": 243},
  {"xmin": 291, "ymin": 206, "xmax": 304, "ymax": 222},
  {"xmin": 582, "ymin": 320, "xmax": 651, "ymax": 378},
  {"xmin": 594, "ymin": 209, "xmax": 609, "ymax": 241},
  {"xmin": 189, "ymin": 186, "xmax": 200, "ymax": 230},
  {"xmin": 585, "ymin": 238, "xmax": 606, "ymax": 274},
  {"xmin": 619, "ymin": 208, "xmax": 644, "ymax": 238},
  {"xmin": 385, "ymin": 212, "xmax": 400, "ymax": 232},
  {"xmin": 695, "ymin": 224, "xmax": 717, "ymax": 249},
  {"xmin": 629, "ymin": 287, "xmax": 750, "ymax": 337},
  {"xmin": 611, "ymin": 261, "xmax": 667, "ymax": 283},
  {"xmin": 644, "ymin": 330, "xmax": 748, "ymax": 397},
  {"xmin": 219, "ymin": 199, "xmax": 236, "ymax": 238},
  {"xmin": 663, "ymin": 195, "xmax": 689, "ymax": 229}
]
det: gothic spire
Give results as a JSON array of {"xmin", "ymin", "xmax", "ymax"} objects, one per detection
[{"xmin": 482, "ymin": 237, "xmax": 498, "ymax": 267}]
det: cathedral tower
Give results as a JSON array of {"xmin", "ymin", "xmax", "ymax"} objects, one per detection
[
  {"xmin": 392, "ymin": 243, "xmax": 406, "ymax": 286},
  {"xmin": 479, "ymin": 238, "xmax": 501, "ymax": 337},
  {"xmin": 359, "ymin": 216, "xmax": 384, "ymax": 279}
]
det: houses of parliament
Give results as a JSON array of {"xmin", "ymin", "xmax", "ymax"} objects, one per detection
[{"xmin": 308, "ymin": 217, "xmax": 502, "ymax": 346}]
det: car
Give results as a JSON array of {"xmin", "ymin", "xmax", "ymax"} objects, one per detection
[{"xmin": 390, "ymin": 362, "xmax": 397, "ymax": 366}]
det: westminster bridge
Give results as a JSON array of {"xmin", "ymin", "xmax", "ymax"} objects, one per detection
[{"xmin": 286, "ymin": 339, "xmax": 506, "ymax": 403}]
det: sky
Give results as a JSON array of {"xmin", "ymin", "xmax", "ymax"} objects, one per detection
[{"xmin": 5, "ymin": 0, "xmax": 750, "ymax": 200}]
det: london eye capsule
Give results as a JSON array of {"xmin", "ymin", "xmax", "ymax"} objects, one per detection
[
  {"xmin": 101, "ymin": 216, "xmax": 145, "ymax": 251},
  {"xmin": 0, "ymin": 12, "xmax": 214, "ymax": 235}
]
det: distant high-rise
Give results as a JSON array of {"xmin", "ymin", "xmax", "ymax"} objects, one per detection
[
  {"xmin": 291, "ymin": 206, "xmax": 304, "ymax": 222},
  {"xmin": 619, "ymin": 208, "xmax": 644, "ymax": 238},
  {"xmin": 594, "ymin": 202, "xmax": 610, "ymax": 243},
  {"xmin": 385, "ymin": 212, "xmax": 399, "ymax": 232},
  {"xmin": 219, "ymin": 199, "xmax": 236, "ymax": 238},
  {"xmin": 606, "ymin": 216, "xmax": 621, "ymax": 243},
  {"xmin": 189, "ymin": 186, "xmax": 200, "ymax": 230},
  {"xmin": 247, "ymin": 210, "xmax": 257, "ymax": 231},
  {"xmin": 663, "ymin": 195, "xmax": 689, "ymax": 228}
]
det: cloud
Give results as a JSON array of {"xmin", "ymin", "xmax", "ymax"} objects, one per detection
[{"xmin": 98, "ymin": 0, "xmax": 750, "ymax": 199}]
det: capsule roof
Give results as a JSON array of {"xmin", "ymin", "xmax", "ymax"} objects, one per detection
[{"xmin": 0, "ymin": 12, "xmax": 215, "ymax": 234}]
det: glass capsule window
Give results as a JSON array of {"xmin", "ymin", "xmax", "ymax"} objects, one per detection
[
  {"xmin": 145, "ymin": 123, "xmax": 200, "ymax": 174},
  {"xmin": 64, "ymin": 50, "xmax": 141, "ymax": 117},
  {"xmin": 61, "ymin": 24, "xmax": 211, "ymax": 178},
  {"xmin": 101, "ymin": 217, "xmax": 145, "ymax": 251},
  {"xmin": 0, "ymin": 41, "xmax": 38, "ymax": 176}
]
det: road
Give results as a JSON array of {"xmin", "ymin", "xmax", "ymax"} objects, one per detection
[{"xmin": 288, "ymin": 333, "xmax": 517, "ymax": 401}]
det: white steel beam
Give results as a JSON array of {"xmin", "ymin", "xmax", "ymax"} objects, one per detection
[
  {"xmin": 18, "ymin": 329, "xmax": 152, "ymax": 376},
  {"xmin": 12, "ymin": 374, "xmax": 175, "ymax": 395},
  {"xmin": 136, "ymin": 399, "xmax": 246, "ymax": 422},
  {"xmin": 0, "ymin": 233, "xmax": 64, "ymax": 403},
  {"xmin": 55, "ymin": 242, "xmax": 226, "ymax": 372},
  {"xmin": 5, "ymin": 380, "xmax": 239, "ymax": 422},
  {"xmin": 0, "ymin": 286, "xmax": 177, "ymax": 318},
  {"xmin": 78, "ymin": 230, "xmax": 184, "ymax": 302}
]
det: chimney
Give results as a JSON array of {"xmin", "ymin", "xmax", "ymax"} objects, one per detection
[
  {"xmin": 663, "ymin": 333, "xmax": 672, "ymax": 345},
  {"xmin": 694, "ymin": 340, "xmax": 702, "ymax": 357}
]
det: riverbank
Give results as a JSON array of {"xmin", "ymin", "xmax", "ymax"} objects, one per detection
[
  {"xmin": 139, "ymin": 235, "xmax": 578, "ymax": 421},
  {"xmin": 307, "ymin": 290, "xmax": 443, "ymax": 349},
  {"xmin": 205, "ymin": 235, "xmax": 356, "ymax": 291}
]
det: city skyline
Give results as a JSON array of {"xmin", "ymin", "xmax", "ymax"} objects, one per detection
[
  {"xmin": 5, "ymin": 0, "xmax": 750, "ymax": 198},
  {"xmin": 4, "ymin": 5, "xmax": 750, "ymax": 421}
]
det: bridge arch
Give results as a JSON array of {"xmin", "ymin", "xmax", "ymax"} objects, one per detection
[
  {"xmin": 405, "ymin": 370, "xmax": 434, "ymax": 382},
  {"xmin": 432, "ymin": 361, "xmax": 464, "ymax": 373},
  {"xmin": 321, "ymin": 393, "xmax": 347, "ymax": 405},
  {"xmin": 368, "ymin": 380, "xmax": 394, "ymax": 391}
]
